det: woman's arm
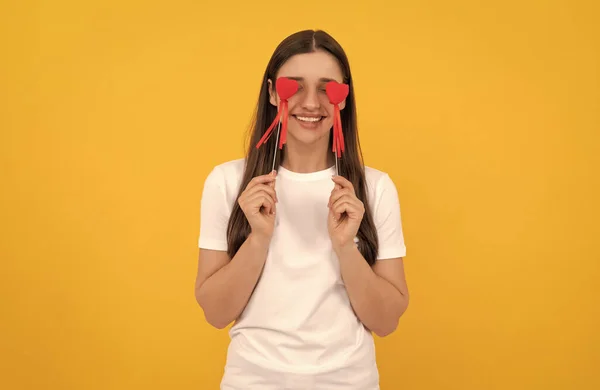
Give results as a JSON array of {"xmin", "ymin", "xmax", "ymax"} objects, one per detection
[
  {"xmin": 335, "ymin": 244, "xmax": 409, "ymax": 337},
  {"xmin": 195, "ymin": 232, "xmax": 270, "ymax": 329},
  {"xmin": 328, "ymin": 174, "xmax": 409, "ymax": 337}
]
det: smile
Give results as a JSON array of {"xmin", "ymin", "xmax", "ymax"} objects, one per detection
[{"xmin": 293, "ymin": 115, "xmax": 325, "ymax": 122}]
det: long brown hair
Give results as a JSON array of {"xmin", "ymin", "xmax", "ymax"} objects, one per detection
[{"xmin": 226, "ymin": 29, "xmax": 379, "ymax": 265}]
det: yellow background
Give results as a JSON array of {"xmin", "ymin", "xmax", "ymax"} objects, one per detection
[{"xmin": 1, "ymin": 0, "xmax": 599, "ymax": 389}]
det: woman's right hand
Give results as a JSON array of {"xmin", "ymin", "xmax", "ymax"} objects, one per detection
[{"xmin": 238, "ymin": 171, "xmax": 278, "ymax": 241}]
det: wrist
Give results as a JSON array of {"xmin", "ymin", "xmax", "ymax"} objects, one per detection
[
  {"xmin": 248, "ymin": 231, "xmax": 272, "ymax": 248},
  {"xmin": 333, "ymin": 240, "xmax": 359, "ymax": 257}
]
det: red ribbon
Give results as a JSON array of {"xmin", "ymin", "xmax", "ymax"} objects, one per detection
[
  {"xmin": 256, "ymin": 77, "xmax": 299, "ymax": 150},
  {"xmin": 326, "ymin": 81, "xmax": 349, "ymax": 158}
]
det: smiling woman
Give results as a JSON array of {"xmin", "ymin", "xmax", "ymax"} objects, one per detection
[{"xmin": 195, "ymin": 29, "xmax": 409, "ymax": 390}]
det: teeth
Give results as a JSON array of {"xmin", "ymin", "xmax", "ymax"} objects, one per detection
[{"xmin": 296, "ymin": 116, "xmax": 321, "ymax": 122}]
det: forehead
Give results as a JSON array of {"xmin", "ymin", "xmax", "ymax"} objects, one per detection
[{"xmin": 276, "ymin": 50, "xmax": 344, "ymax": 83}]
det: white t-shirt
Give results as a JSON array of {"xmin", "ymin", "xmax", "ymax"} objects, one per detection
[{"xmin": 198, "ymin": 158, "xmax": 407, "ymax": 390}]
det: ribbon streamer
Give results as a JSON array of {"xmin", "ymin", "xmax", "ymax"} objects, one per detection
[
  {"xmin": 325, "ymin": 81, "xmax": 349, "ymax": 158},
  {"xmin": 255, "ymin": 77, "xmax": 299, "ymax": 150}
]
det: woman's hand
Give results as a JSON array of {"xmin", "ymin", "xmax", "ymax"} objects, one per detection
[
  {"xmin": 327, "ymin": 175, "xmax": 365, "ymax": 251},
  {"xmin": 238, "ymin": 171, "xmax": 278, "ymax": 242}
]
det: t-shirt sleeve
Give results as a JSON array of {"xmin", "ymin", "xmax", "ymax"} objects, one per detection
[
  {"xmin": 198, "ymin": 166, "xmax": 230, "ymax": 251},
  {"xmin": 373, "ymin": 173, "xmax": 407, "ymax": 260}
]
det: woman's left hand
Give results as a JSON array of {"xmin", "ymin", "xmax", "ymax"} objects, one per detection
[{"xmin": 327, "ymin": 175, "xmax": 365, "ymax": 251}]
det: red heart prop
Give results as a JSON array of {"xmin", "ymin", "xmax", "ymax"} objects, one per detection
[
  {"xmin": 276, "ymin": 77, "xmax": 299, "ymax": 100},
  {"xmin": 326, "ymin": 81, "xmax": 349, "ymax": 104}
]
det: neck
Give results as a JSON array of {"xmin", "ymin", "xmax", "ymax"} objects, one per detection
[{"xmin": 280, "ymin": 138, "xmax": 334, "ymax": 173}]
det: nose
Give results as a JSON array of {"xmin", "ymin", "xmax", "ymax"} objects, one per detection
[{"xmin": 300, "ymin": 87, "xmax": 321, "ymax": 111}]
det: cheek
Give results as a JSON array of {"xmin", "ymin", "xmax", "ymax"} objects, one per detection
[{"xmin": 322, "ymin": 116, "xmax": 334, "ymax": 130}]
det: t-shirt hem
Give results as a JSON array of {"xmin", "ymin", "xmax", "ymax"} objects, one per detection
[
  {"xmin": 377, "ymin": 246, "xmax": 406, "ymax": 260},
  {"xmin": 198, "ymin": 238, "xmax": 228, "ymax": 251},
  {"xmin": 225, "ymin": 331, "xmax": 377, "ymax": 376}
]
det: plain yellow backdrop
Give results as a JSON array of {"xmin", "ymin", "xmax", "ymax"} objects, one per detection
[{"xmin": 1, "ymin": 0, "xmax": 599, "ymax": 389}]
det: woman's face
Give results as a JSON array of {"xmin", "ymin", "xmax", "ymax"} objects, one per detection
[{"xmin": 269, "ymin": 50, "xmax": 346, "ymax": 150}]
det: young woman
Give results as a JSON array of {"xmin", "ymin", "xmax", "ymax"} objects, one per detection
[{"xmin": 195, "ymin": 29, "xmax": 409, "ymax": 390}]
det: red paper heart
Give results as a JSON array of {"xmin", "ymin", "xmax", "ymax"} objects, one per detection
[
  {"xmin": 326, "ymin": 81, "xmax": 349, "ymax": 105},
  {"xmin": 276, "ymin": 77, "xmax": 299, "ymax": 100}
]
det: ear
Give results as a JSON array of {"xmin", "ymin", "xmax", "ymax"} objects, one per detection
[{"xmin": 267, "ymin": 79, "xmax": 278, "ymax": 107}]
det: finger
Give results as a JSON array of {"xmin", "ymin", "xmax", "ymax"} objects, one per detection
[
  {"xmin": 246, "ymin": 172, "xmax": 277, "ymax": 191},
  {"xmin": 239, "ymin": 184, "xmax": 275, "ymax": 212},
  {"xmin": 243, "ymin": 194, "xmax": 275, "ymax": 215},
  {"xmin": 333, "ymin": 205, "xmax": 346, "ymax": 222},
  {"xmin": 332, "ymin": 202, "xmax": 353, "ymax": 221},
  {"xmin": 267, "ymin": 170, "xmax": 277, "ymax": 189},
  {"xmin": 244, "ymin": 184, "xmax": 278, "ymax": 203},
  {"xmin": 332, "ymin": 175, "xmax": 354, "ymax": 192},
  {"xmin": 248, "ymin": 175, "xmax": 276, "ymax": 189},
  {"xmin": 328, "ymin": 205, "xmax": 342, "ymax": 222},
  {"xmin": 253, "ymin": 192, "xmax": 276, "ymax": 213},
  {"xmin": 246, "ymin": 193, "xmax": 276, "ymax": 215},
  {"xmin": 332, "ymin": 198, "xmax": 363, "ymax": 218},
  {"xmin": 328, "ymin": 188, "xmax": 352, "ymax": 207}
]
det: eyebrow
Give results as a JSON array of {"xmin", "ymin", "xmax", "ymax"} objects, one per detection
[{"xmin": 286, "ymin": 76, "xmax": 339, "ymax": 83}]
